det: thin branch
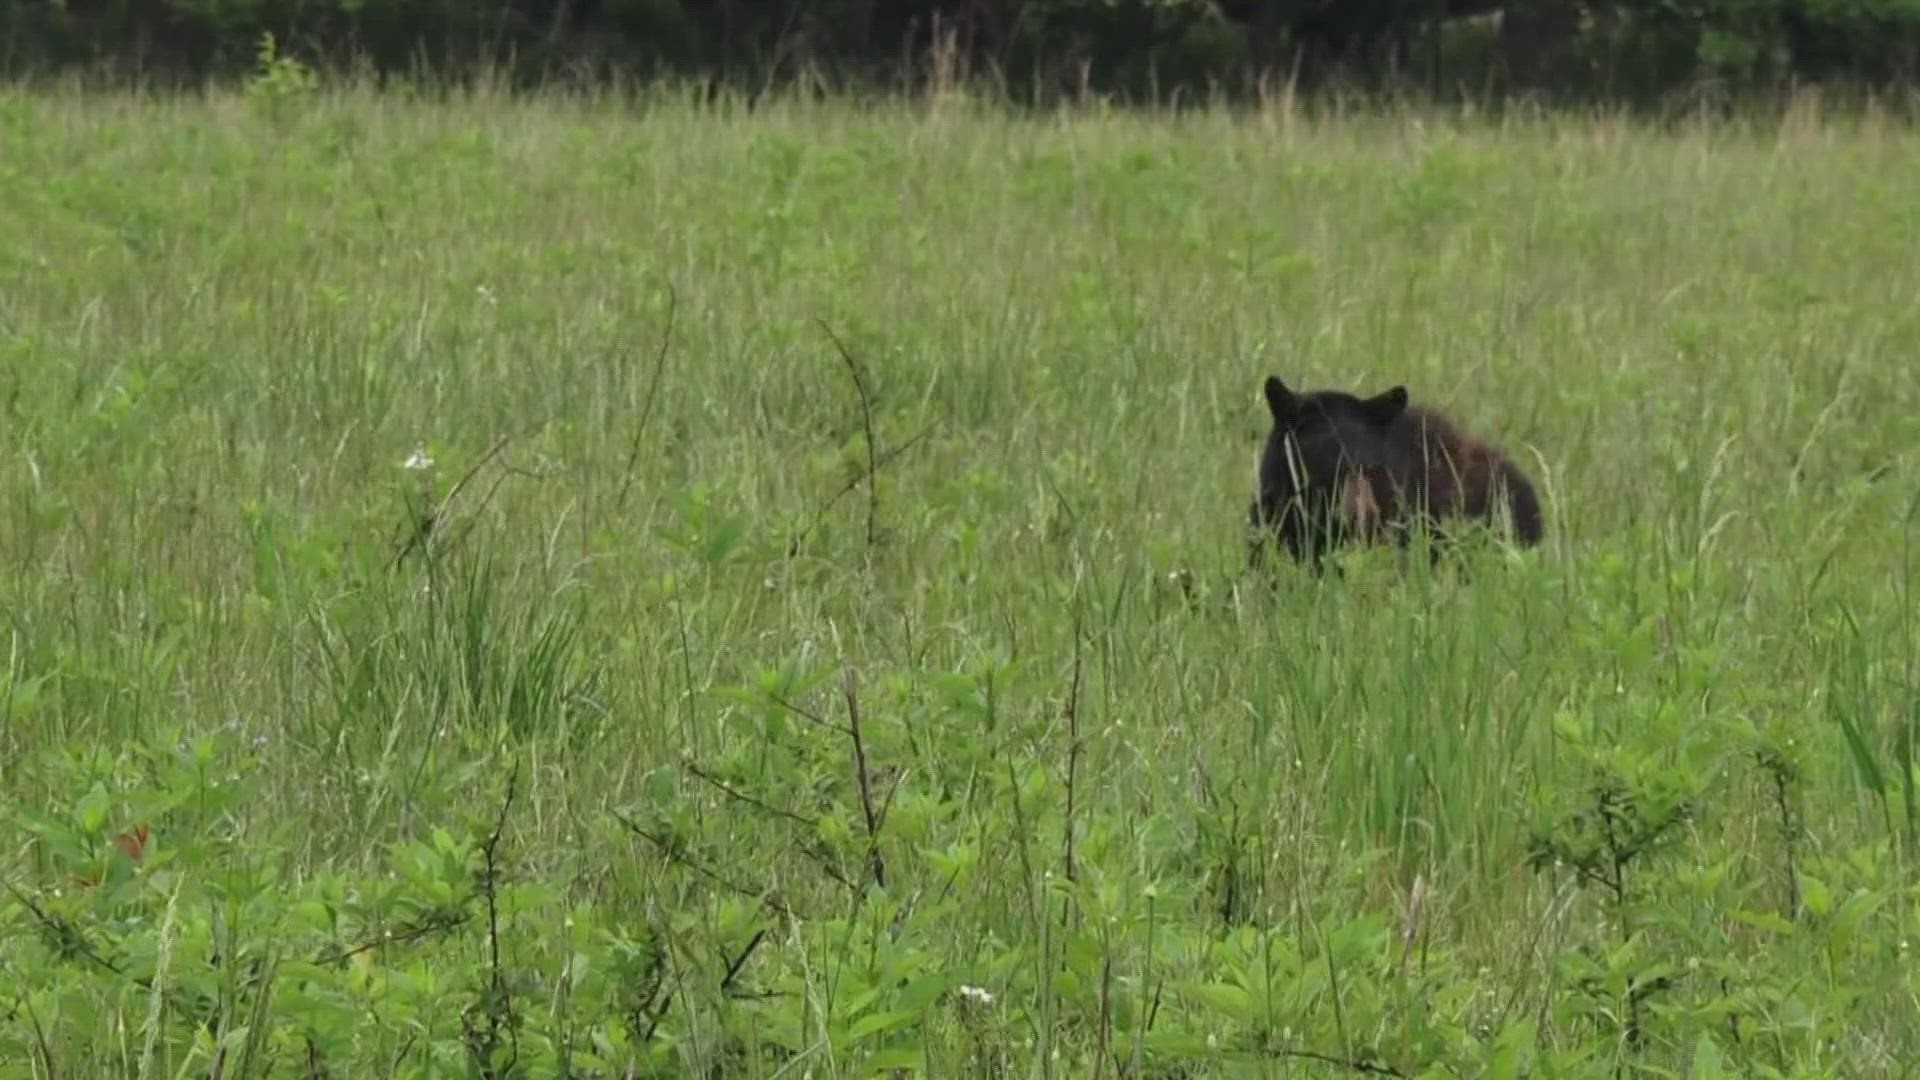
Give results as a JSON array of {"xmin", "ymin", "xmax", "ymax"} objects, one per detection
[
  {"xmin": 628, "ymin": 933, "xmax": 674, "ymax": 1046},
  {"xmin": 19, "ymin": 989, "xmax": 56, "ymax": 1080},
  {"xmin": 3, "ymin": 877, "xmax": 122, "ymax": 976},
  {"xmin": 719, "ymin": 929, "xmax": 767, "ymax": 995},
  {"xmin": 1325, "ymin": 926, "xmax": 1352, "ymax": 1064},
  {"xmin": 481, "ymin": 764, "xmax": 519, "ymax": 995},
  {"xmin": 1763, "ymin": 752, "xmax": 1801, "ymax": 917},
  {"xmin": 613, "ymin": 811, "xmax": 801, "ymax": 919},
  {"xmin": 437, "ymin": 470, "xmax": 514, "ymax": 563},
  {"xmin": 764, "ymin": 690, "xmax": 851, "ymax": 736},
  {"xmin": 317, "ymin": 912, "xmax": 471, "ymax": 967},
  {"xmin": 680, "ymin": 762, "xmax": 862, "ymax": 890},
  {"xmin": 388, "ymin": 421, "xmax": 543, "ymax": 571},
  {"xmin": 1045, "ymin": 473, "xmax": 1081, "ymax": 538},
  {"xmin": 843, "ymin": 667, "xmax": 886, "ymax": 890},
  {"xmin": 612, "ymin": 283, "xmax": 678, "ymax": 517},
  {"xmin": 683, "ymin": 762, "xmax": 818, "ymax": 828},
  {"xmin": 1259, "ymin": 1047, "xmax": 1407, "ymax": 1077},
  {"xmin": 817, "ymin": 320, "xmax": 881, "ymax": 548},
  {"xmin": 787, "ymin": 426, "xmax": 936, "ymax": 556},
  {"xmin": 873, "ymin": 767, "xmax": 908, "ymax": 837},
  {"xmin": 388, "ymin": 1032, "xmax": 418, "ymax": 1078},
  {"xmin": 1003, "ymin": 760, "xmax": 1040, "ymax": 929},
  {"xmin": 1062, "ymin": 599, "xmax": 1084, "ymax": 886},
  {"xmin": 471, "ymin": 763, "xmax": 522, "ymax": 1079}
]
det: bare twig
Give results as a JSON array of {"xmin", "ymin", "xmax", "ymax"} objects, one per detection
[
  {"xmin": 786, "ymin": 426, "xmax": 937, "ymax": 556},
  {"xmin": 1044, "ymin": 473, "xmax": 1080, "ymax": 538},
  {"xmin": 1325, "ymin": 926, "xmax": 1352, "ymax": 1066},
  {"xmin": 482, "ymin": 765, "xmax": 519, "ymax": 994},
  {"xmin": 1058, "ymin": 595, "xmax": 1085, "ymax": 932},
  {"xmin": 1398, "ymin": 873, "xmax": 1427, "ymax": 976},
  {"xmin": 388, "ymin": 1032, "xmax": 418, "ymax": 1078},
  {"xmin": 638, "ymin": 990, "xmax": 673, "ymax": 1045},
  {"xmin": 874, "ymin": 768, "xmax": 908, "ymax": 838},
  {"xmin": 1096, "ymin": 950, "xmax": 1114, "ymax": 1078},
  {"xmin": 719, "ymin": 929, "xmax": 768, "ymax": 996},
  {"xmin": 19, "ymin": 989, "xmax": 55, "ymax": 1080},
  {"xmin": 681, "ymin": 762, "xmax": 860, "ymax": 891},
  {"xmin": 4, "ymin": 875, "xmax": 215, "ymax": 1034},
  {"xmin": 3, "ymin": 877, "xmax": 122, "ymax": 975},
  {"xmin": 612, "ymin": 284, "xmax": 678, "ymax": 518},
  {"xmin": 466, "ymin": 765, "xmax": 521, "ymax": 1079},
  {"xmin": 1760, "ymin": 750, "xmax": 1802, "ymax": 917},
  {"xmin": 816, "ymin": 320, "xmax": 882, "ymax": 548},
  {"xmin": 683, "ymin": 762, "xmax": 818, "ymax": 828},
  {"xmin": 389, "ymin": 421, "xmax": 544, "ymax": 571},
  {"xmin": 317, "ymin": 912, "xmax": 470, "ymax": 967},
  {"xmin": 1003, "ymin": 760, "xmax": 1040, "ymax": 928},
  {"xmin": 613, "ymin": 811, "xmax": 801, "ymax": 919},
  {"xmin": 1260, "ymin": 1047, "xmax": 1407, "ymax": 1077},
  {"xmin": 764, "ymin": 690, "xmax": 851, "ymax": 736},
  {"xmin": 1062, "ymin": 600, "xmax": 1084, "ymax": 887},
  {"xmin": 622, "ymin": 932, "xmax": 673, "ymax": 1045},
  {"xmin": 437, "ymin": 470, "xmax": 515, "ymax": 563},
  {"xmin": 843, "ymin": 667, "xmax": 886, "ymax": 890}
]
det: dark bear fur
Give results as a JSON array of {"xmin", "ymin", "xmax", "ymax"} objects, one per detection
[{"xmin": 1247, "ymin": 375, "xmax": 1544, "ymax": 573}]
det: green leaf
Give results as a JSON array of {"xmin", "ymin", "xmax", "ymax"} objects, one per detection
[
  {"xmin": 76, "ymin": 781, "xmax": 109, "ymax": 834},
  {"xmin": 862, "ymin": 1047, "xmax": 923, "ymax": 1074},
  {"xmin": 1688, "ymin": 1032, "xmax": 1724, "ymax": 1079},
  {"xmin": 1729, "ymin": 909, "xmax": 1795, "ymax": 934},
  {"xmin": 1486, "ymin": 1018, "xmax": 1536, "ymax": 1080},
  {"xmin": 846, "ymin": 1008, "xmax": 917, "ymax": 1043},
  {"xmin": 1801, "ymin": 873, "xmax": 1832, "ymax": 918},
  {"xmin": 897, "ymin": 972, "xmax": 951, "ymax": 1012},
  {"xmin": 1189, "ymin": 983, "xmax": 1252, "ymax": 1023},
  {"xmin": 1143, "ymin": 1032, "xmax": 1214, "ymax": 1057}
]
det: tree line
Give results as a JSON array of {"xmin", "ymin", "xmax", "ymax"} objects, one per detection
[{"xmin": 7, "ymin": 0, "xmax": 1920, "ymax": 103}]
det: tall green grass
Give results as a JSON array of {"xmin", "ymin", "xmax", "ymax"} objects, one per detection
[{"xmin": 1, "ymin": 75, "xmax": 1918, "ymax": 1076}]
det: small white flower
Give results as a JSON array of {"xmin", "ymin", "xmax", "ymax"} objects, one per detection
[
  {"xmin": 403, "ymin": 447, "xmax": 435, "ymax": 472},
  {"xmin": 958, "ymin": 985, "xmax": 994, "ymax": 1006}
]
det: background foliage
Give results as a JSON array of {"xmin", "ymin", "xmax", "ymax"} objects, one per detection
[{"xmin": 7, "ymin": 0, "xmax": 1920, "ymax": 102}]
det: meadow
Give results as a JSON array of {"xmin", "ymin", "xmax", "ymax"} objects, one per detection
[{"xmin": 1, "ymin": 66, "xmax": 1919, "ymax": 1077}]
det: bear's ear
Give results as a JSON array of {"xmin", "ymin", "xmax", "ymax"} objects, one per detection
[
  {"xmin": 1263, "ymin": 376, "xmax": 1297, "ymax": 423},
  {"xmin": 1359, "ymin": 386, "xmax": 1408, "ymax": 426}
]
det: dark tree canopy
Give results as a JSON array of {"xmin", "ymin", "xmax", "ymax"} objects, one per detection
[{"xmin": 6, "ymin": 0, "xmax": 1920, "ymax": 102}]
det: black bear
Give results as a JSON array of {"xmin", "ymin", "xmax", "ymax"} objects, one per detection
[{"xmin": 1247, "ymin": 375, "xmax": 1544, "ymax": 572}]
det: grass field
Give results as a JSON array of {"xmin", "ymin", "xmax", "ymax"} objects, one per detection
[{"xmin": 3, "ymin": 72, "xmax": 1920, "ymax": 1077}]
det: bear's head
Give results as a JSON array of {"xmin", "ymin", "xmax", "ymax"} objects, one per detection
[{"xmin": 1253, "ymin": 375, "xmax": 1410, "ymax": 559}]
